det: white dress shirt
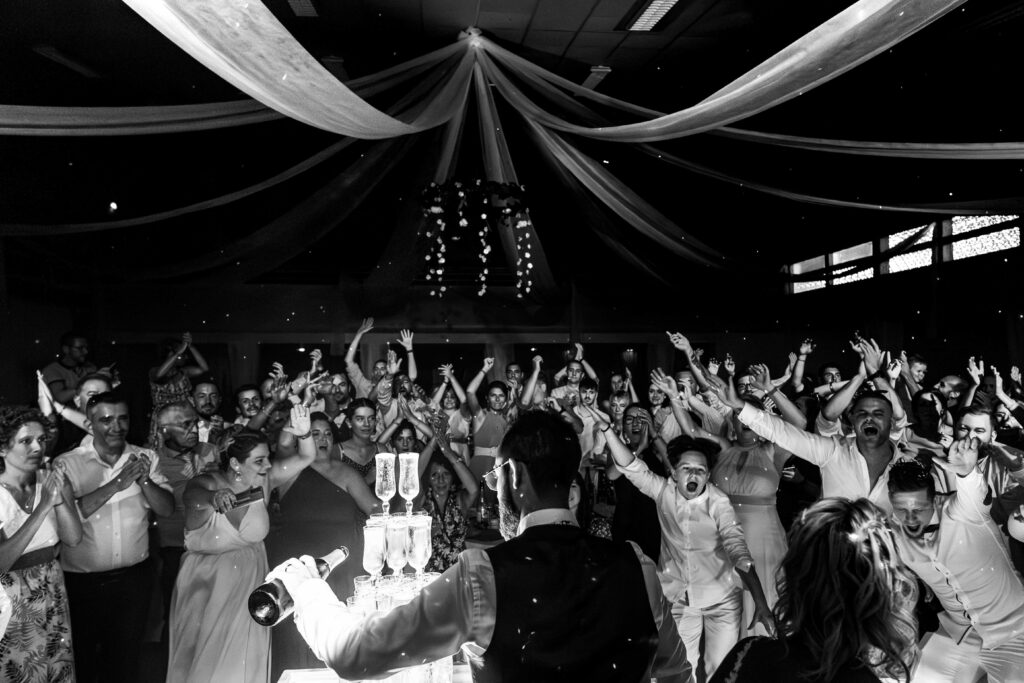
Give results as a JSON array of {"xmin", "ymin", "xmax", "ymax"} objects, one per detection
[
  {"xmin": 56, "ymin": 443, "xmax": 172, "ymax": 573},
  {"xmin": 739, "ymin": 403, "xmax": 913, "ymax": 514},
  {"xmin": 895, "ymin": 469, "xmax": 1024, "ymax": 649},
  {"xmin": 620, "ymin": 457, "xmax": 754, "ymax": 608},
  {"xmin": 290, "ymin": 508, "xmax": 690, "ymax": 682}
]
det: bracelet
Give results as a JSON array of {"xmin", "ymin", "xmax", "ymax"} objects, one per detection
[
  {"xmin": 600, "ymin": 425, "xmax": 611, "ymax": 433},
  {"xmin": 797, "ymin": 355, "xmax": 807, "ymax": 361},
  {"xmin": 296, "ymin": 431, "xmax": 313, "ymax": 440}
]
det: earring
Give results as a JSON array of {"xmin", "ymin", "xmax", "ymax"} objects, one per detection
[{"xmin": 233, "ymin": 468, "xmax": 243, "ymax": 482}]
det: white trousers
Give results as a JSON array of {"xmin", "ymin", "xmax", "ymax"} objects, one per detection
[
  {"xmin": 913, "ymin": 626, "xmax": 1024, "ymax": 683},
  {"xmin": 671, "ymin": 588, "xmax": 742, "ymax": 682}
]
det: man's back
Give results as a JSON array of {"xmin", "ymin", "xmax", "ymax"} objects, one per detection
[{"xmin": 481, "ymin": 524, "xmax": 658, "ymax": 682}]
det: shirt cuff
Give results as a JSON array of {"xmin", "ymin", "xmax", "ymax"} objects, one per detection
[
  {"xmin": 738, "ymin": 403, "xmax": 758, "ymax": 424},
  {"xmin": 292, "ymin": 577, "xmax": 340, "ymax": 614}
]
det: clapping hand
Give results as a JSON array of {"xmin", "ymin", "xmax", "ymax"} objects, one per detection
[
  {"xmin": 40, "ymin": 463, "xmax": 67, "ymax": 509},
  {"xmin": 439, "ymin": 364, "xmax": 454, "ymax": 381},
  {"xmin": 749, "ymin": 363, "xmax": 773, "ymax": 395},
  {"xmin": 707, "ymin": 358, "xmax": 720, "ymax": 375},
  {"xmin": 180, "ymin": 332, "xmax": 193, "ymax": 351}
]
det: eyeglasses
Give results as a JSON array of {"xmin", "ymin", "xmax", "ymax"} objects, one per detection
[{"xmin": 483, "ymin": 459, "xmax": 511, "ymax": 491}]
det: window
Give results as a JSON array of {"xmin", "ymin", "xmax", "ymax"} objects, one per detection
[
  {"xmin": 888, "ymin": 248, "xmax": 932, "ymax": 273},
  {"xmin": 952, "ymin": 227, "xmax": 1020, "ymax": 260},
  {"xmin": 951, "ymin": 215, "xmax": 1018, "ymax": 235},
  {"xmin": 793, "ymin": 280, "xmax": 826, "ymax": 294},
  {"xmin": 831, "ymin": 242, "xmax": 872, "ymax": 265},
  {"xmin": 833, "ymin": 268, "xmax": 872, "ymax": 285},
  {"xmin": 790, "ymin": 255, "xmax": 825, "ymax": 275},
  {"xmin": 787, "ymin": 215, "xmax": 1019, "ymax": 294}
]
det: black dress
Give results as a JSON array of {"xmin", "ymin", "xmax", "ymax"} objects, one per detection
[{"xmin": 611, "ymin": 446, "xmax": 663, "ymax": 563}]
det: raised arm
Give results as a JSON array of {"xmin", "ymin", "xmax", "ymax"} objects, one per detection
[
  {"xmin": 575, "ymin": 343, "xmax": 599, "ymax": 382},
  {"xmin": 899, "ymin": 350, "xmax": 923, "ymax": 398},
  {"xmin": 710, "ymin": 383, "xmax": 836, "ymax": 467},
  {"xmin": 154, "ymin": 332, "xmax": 191, "ymax": 380},
  {"xmin": 344, "ymin": 318, "xmax": 376, "ymax": 397},
  {"xmin": 37, "ymin": 372, "xmax": 88, "ymax": 431},
  {"xmin": 791, "ymin": 338, "xmax": 814, "ymax": 393},
  {"xmin": 666, "ymin": 331, "xmax": 710, "ymax": 391},
  {"xmin": 398, "ymin": 330, "xmax": 418, "ymax": 383},
  {"xmin": 749, "ymin": 363, "xmax": 806, "ymax": 430},
  {"xmin": 961, "ymin": 356, "xmax": 984, "ymax": 410},
  {"xmin": 519, "ymin": 356, "xmax": 542, "ymax": 408},
  {"xmin": 465, "ymin": 358, "xmax": 493, "ymax": 417},
  {"xmin": 651, "ymin": 368, "xmax": 729, "ymax": 450},
  {"xmin": 269, "ymin": 405, "xmax": 316, "ymax": 490},
  {"xmin": 184, "ymin": 335, "xmax": 210, "ymax": 377},
  {"xmin": 624, "ymin": 367, "xmax": 640, "ymax": 404}
]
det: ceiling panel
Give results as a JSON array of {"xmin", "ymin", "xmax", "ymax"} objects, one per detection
[
  {"xmin": 606, "ymin": 46, "xmax": 660, "ymax": 68},
  {"xmin": 478, "ymin": 10, "xmax": 533, "ymax": 31},
  {"xmin": 531, "ymin": 0, "xmax": 597, "ymax": 31},
  {"xmin": 591, "ymin": 0, "xmax": 636, "ymax": 19},
  {"xmin": 523, "ymin": 29, "xmax": 577, "ymax": 52},
  {"xmin": 570, "ymin": 31, "xmax": 623, "ymax": 48},
  {"xmin": 422, "ymin": 0, "xmax": 479, "ymax": 27},
  {"xmin": 488, "ymin": 26, "xmax": 529, "ymax": 44},
  {"xmin": 581, "ymin": 15, "xmax": 622, "ymax": 31},
  {"xmin": 563, "ymin": 46, "xmax": 617, "ymax": 66}
]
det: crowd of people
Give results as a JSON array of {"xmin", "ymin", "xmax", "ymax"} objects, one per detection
[{"xmin": 1, "ymin": 320, "xmax": 1023, "ymax": 682}]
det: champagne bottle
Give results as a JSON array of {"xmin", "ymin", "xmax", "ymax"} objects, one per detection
[{"xmin": 248, "ymin": 547, "xmax": 349, "ymax": 627}]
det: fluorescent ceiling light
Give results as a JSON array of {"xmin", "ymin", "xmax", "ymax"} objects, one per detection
[
  {"xmin": 628, "ymin": 0, "xmax": 679, "ymax": 31},
  {"xmin": 287, "ymin": 0, "xmax": 318, "ymax": 18}
]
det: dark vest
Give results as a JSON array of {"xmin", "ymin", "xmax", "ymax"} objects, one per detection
[{"xmin": 476, "ymin": 524, "xmax": 658, "ymax": 683}]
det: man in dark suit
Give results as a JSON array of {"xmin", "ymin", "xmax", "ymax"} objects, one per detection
[{"xmin": 271, "ymin": 410, "xmax": 691, "ymax": 682}]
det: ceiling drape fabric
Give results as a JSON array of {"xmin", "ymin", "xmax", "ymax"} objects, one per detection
[
  {"xmin": 472, "ymin": 64, "xmax": 554, "ymax": 290},
  {"xmin": 119, "ymin": 0, "xmax": 473, "ymax": 138}
]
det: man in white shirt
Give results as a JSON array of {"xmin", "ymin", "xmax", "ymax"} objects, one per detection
[
  {"xmin": 55, "ymin": 392, "xmax": 174, "ymax": 683},
  {"xmin": 721, "ymin": 387, "xmax": 919, "ymax": 514},
  {"xmin": 887, "ymin": 439, "xmax": 1024, "ymax": 682},
  {"xmin": 605, "ymin": 427, "xmax": 774, "ymax": 681},
  {"xmin": 270, "ymin": 411, "xmax": 692, "ymax": 683}
]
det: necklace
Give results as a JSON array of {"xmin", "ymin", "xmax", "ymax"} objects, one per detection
[{"xmin": 0, "ymin": 481, "xmax": 33, "ymax": 513}]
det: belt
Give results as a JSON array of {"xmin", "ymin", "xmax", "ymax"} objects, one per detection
[
  {"xmin": 10, "ymin": 545, "xmax": 59, "ymax": 572},
  {"xmin": 728, "ymin": 494, "xmax": 776, "ymax": 506},
  {"xmin": 448, "ymin": 436, "xmax": 469, "ymax": 444},
  {"xmin": 473, "ymin": 446, "xmax": 499, "ymax": 458}
]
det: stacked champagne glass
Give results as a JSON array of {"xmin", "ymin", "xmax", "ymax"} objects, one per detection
[{"xmin": 352, "ymin": 452, "xmax": 451, "ymax": 683}]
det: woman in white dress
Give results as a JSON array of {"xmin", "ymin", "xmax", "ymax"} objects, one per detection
[{"xmin": 167, "ymin": 406, "xmax": 314, "ymax": 683}]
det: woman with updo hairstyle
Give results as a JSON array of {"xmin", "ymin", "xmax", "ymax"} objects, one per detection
[
  {"xmin": 168, "ymin": 406, "xmax": 316, "ymax": 683},
  {"xmin": 711, "ymin": 497, "xmax": 919, "ymax": 683},
  {"xmin": 337, "ymin": 398, "xmax": 382, "ymax": 485},
  {"xmin": 0, "ymin": 406, "xmax": 81, "ymax": 682}
]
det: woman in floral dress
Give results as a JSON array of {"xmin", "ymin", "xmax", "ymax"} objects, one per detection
[
  {"xmin": 419, "ymin": 438, "xmax": 478, "ymax": 572},
  {"xmin": 0, "ymin": 406, "xmax": 81, "ymax": 683}
]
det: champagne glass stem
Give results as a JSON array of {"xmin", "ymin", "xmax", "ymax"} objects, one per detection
[
  {"xmin": 382, "ymin": 501, "xmax": 390, "ymax": 516},
  {"xmin": 406, "ymin": 500, "xmax": 413, "ymax": 516}
]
